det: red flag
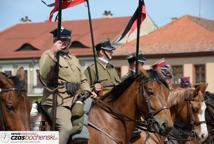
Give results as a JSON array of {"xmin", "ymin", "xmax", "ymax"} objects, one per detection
[
  {"xmin": 49, "ymin": 0, "xmax": 86, "ymax": 21},
  {"xmin": 115, "ymin": 0, "xmax": 146, "ymax": 43}
]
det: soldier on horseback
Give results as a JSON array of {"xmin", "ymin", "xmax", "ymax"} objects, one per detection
[
  {"xmin": 39, "ymin": 27, "xmax": 96, "ymax": 144},
  {"xmin": 122, "ymin": 51, "xmax": 146, "ymax": 81},
  {"xmin": 84, "ymin": 40, "xmax": 121, "ymax": 96}
]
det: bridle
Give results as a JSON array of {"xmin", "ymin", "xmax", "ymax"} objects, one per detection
[
  {"xmin": 0, "ymin": 87, "xmax": 26, "ymax": 130},
  {"xmin": 167, "ymin": 92, "xmax": 205, "ymax": 142},
  {"xmin": 140, "ymin": 76, "xmax": 170, "ymax": 134},
  {"xmin": 89, "ymin": 75, "xmax": 170, "ymax": 143},
  {"xmin": 186, "ymin": 96, "xmax": 205, "ymax": 138}
]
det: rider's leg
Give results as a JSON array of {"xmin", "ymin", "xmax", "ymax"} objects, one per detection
[
  {"xmin": 45, "ymin": 106, "xmax": 73, "ymax": 144},
  {"xmin": 72, "ymin": 97, "xmax": 93, "ymax": 143}
]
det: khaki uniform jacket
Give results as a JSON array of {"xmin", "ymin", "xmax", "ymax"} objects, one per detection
[
  {"xmin": 84, "ymin": 59, "xmax": 121, "ymax": 93},
  {"xmin": 39, "ymin": 50, "xmax": 90, "ymax": 107},
  {"xmin": 121, "ymin": 71, "xmax": 135, "ymax": 81}
]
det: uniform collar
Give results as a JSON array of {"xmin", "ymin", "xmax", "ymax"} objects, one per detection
[
  {"xmin": 98, "ymin": 57, "xmax": 109, "ymax": 64},
  {"xmin": 98, "ymin": 57, "xmax": 113, "ymax": 69}
]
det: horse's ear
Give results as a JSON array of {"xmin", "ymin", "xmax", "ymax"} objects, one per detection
[
  {"xmin": 16, "ymin": 67, "xmax": 27, "ymax": 90},
  {"xmin": 198, "ymin": 83, "xmax": 208, "ymax": 94},
  {"xmin": 194, "ymin": 83, "xmax": 208, "ymax": 95},
  {"xmin": 16, "ymin": 67, "xmax": 26, "ymax": 82}
]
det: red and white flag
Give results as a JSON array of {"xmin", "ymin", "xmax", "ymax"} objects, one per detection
[{"xmin": 49, "ymin": 0, "xmax": 86, "ymax": 21}]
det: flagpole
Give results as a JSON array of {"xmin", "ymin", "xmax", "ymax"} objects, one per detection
[
  {"xmin": 135, "ymin": 0, "xmax": 143, "ymax": 74},
  {"xmin": 86, "ymin": 0, "xmax": 99, "ymax": 82},
  {"xmin": 51, "ymin": 0, "xmax": 63, "ymax": 131}
]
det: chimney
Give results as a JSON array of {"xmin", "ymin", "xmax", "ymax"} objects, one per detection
[
  {"xmin": 103, "ymin": 10, "xmax": 113, "ymax": 18},
  {"xmin": 20, "ymin": 16, "xmax": 32, "ymax": 23},
  {"xmin": 171, "ymin": 17, "xmax": 178, "ymax": 21}
]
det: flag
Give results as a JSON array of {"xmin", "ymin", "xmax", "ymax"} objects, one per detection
[
  {"xmin": 115, "ymin": 0, "xmax": 146, "ymax": 44},
  {"xmin": 49, "ymin": 0, "xmax": 86, "ymax": 21}
]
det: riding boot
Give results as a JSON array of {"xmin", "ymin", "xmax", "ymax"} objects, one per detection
[{"xmin": 72, "ymin": 98, "xmax": 92, "ymax": 142}]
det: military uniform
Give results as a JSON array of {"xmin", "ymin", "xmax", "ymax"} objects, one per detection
[
  {"xmin": 122, "ymin": 52, "xmax": 146, "ymax": 81},
  {"xmin": 39, "ymin": 50, "xmax": 90, "ymax": 107},
  {"xmin": 85, "ymin": 58, "xmax": 121, "ymax": 94},
  {"xmin": 39, "ymin": 28, "xmax": 90, "ymax": 144},
  {"xmin": 84, "ymin": 40, "xmax": 121, "ymax": 95}
]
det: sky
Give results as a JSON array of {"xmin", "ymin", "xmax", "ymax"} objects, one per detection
[{"xmin": 1, "ymin": 0, "xmax": 214, "ymax": 31}]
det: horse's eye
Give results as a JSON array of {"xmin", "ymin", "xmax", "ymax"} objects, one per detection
[{"xmin": 192, "ymin": 107, "xmax": 199, "ymax": 113}]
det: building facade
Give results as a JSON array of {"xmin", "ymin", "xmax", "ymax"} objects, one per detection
[
  {"xmin": 0, "ymin": 16, "xmax": 157, "ymax": 99},
  {"xmin": 1, "ymin": 15, "xmax": 214, "ymax": 100}
]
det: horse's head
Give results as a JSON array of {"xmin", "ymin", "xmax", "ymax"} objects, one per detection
[
  {"xmin": 168, "ymin": 83, "xmax": 208, "ymax": 140},
  {"xmin": 136, "ymin": 68, "xmax": 173, "ymax": 135},
  {"xmin": 0, "ymin": 67, "xmax": 31, "ymax": 130},
  {"xmin": 191, "ymin": 83, "xmax": 208, "ymax": 141}
]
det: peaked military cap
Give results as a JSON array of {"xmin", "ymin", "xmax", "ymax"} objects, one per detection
[
  {"xmin": 127, "ymin": 52, "xmax": 146, "ymax": 64},
  {"xmin": 50, "ymin": 27, "xmax": 71, "ymax": 39},
  {"xmin": 95, "ymin": 40, "xmax": 115, "ymax": 51}
]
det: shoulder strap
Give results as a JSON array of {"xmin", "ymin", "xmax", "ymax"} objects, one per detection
[{"xmin": 87, "ymin": 67, "xmax": 93, "ymax": 85}]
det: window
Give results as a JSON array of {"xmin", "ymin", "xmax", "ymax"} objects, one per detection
[
  {"xmin": 172, "ymin": 65, "xmax": 183, "ymax": 84},
  {"xmin": 194, "ymin": 64, "xmax": 205, "ymax": 84}
]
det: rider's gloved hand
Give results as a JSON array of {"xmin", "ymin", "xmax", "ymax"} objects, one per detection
[
  {"xmin": 94, "ymin": 83, "xmax": 102, "ymax": 93},
  {"xmin": 66, "ymin": 82, "xmax": 80, "ymax": 96}
]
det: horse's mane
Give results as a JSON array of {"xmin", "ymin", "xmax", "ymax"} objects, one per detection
[
  {"xmin": 102, "ymin": 74, "xmax": 139, "ymax": 102},
  {"xmin": 205, "ymin": 91, "xmax": 214, "ymax": 109},
  {"xmin": 10, "ymin": 76, "xmax": 26, "ymax": 90},
  {"xmin": 102, "ymin": 69, "xmax": 169, "ymax": 102},
  {"xmin": 168, "ymin": 88, "xmax": 194, "ymax": 107},
  {"xmin": 0, "ymin": 72, "xmax": 25, "ymax": 90},
  {"xmin": 147, "ymin": 69, "xmax": 169, "ymax": 89},
  {"xmin": 205, "ymin": 91, "xmax": 214, "ymax": 100}
]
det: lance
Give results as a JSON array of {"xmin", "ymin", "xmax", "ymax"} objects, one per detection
[
  {"xmin": 135, "ymin": 0, "xmax": 143, "ymax": 74},
  {"xmin": 86, "ymin": 0, "xmax": 99, "ymax": 82},
  {"xmin": 51, "ymin": 0, "xmax": 63, "ymax": 131}
]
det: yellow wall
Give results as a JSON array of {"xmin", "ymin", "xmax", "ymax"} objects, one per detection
[
  {"xmin": 183, "ymin": 64, "xmax": 193, "ymax": 84},
  {"xmin": 115, "ymin": 56, "xmax": 214, "ymax": 92},
  {"xmin": 206, "ymin": 63, "xmax": 214, "ymax": 92}
]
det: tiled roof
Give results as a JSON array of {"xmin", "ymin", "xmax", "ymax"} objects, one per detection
[
  {"xmin": 0, "ymin": 17, "xmax": 131, "ymax": 60},
  {"xmin": 114, "ymin": 15, "xmax": 214, "ymax": 57}
]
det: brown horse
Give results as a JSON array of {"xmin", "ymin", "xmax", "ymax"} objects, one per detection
[
  {"xmin": 205, "ymin": 91, "xmax": 214, "ymax": 143},
  {"xmin": 166, "ymin": 83, "xmax": 207, "ymax": 144},
  {"xmin": 86, "ymin": 69, "xmax": 173, "ymax": 144},
  {"xmin": 0, "ymin": 67, "xmax": 32, "ymax": 130},
  {"xmin": 132, "ymin": 83, "xmax": 208, "ymax": 144}
]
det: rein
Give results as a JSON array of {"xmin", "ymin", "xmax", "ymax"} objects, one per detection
[
  {"xmin": 0, "ymin": 88, "xmax": 26, "ymax": 93},
  {"xmin": 140, "ymin": 78, "xmax": 170, "ymax": 133},
  {"xmin": 167, "ymin": 96, "xmax": 205, "ymax": 142},
  {"xmin": 88, "ymin": 76, "xmax": 169, "ymax": 143},
  {"xmin": 38, "ymin": 74, "xmax": 63, "ymax": 93}
]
